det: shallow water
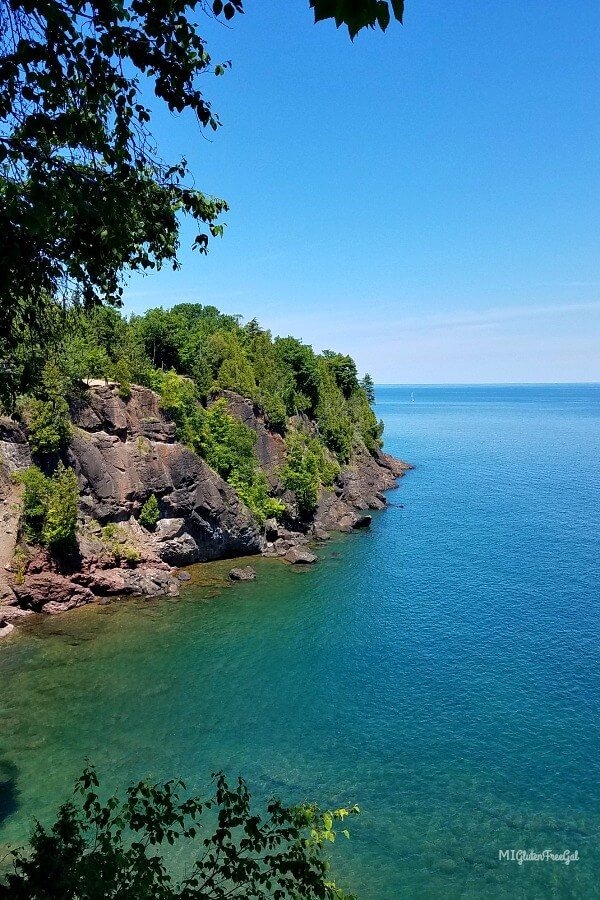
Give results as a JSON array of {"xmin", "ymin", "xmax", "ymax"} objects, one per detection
[{"xmin": 1, "ymin": 384, "xmax": 599, "ymax": 898}]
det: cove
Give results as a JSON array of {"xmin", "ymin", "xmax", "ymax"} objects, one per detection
[{"xmin": 1, "ymin": 384, "xmax": 599, "ymax": 898}]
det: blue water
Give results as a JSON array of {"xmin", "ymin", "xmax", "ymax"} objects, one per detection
[{"xmin": 1, "ymin": 384, "xmax": 599, "ymax": 897}]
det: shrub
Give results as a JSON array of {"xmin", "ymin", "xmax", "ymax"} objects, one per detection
[
  {"xmin": 112, "ymin": 358, "xmax": 132, "ymax": 399},
  {"xmin": 281, "ymin": 436, "xmax": 321, "ymax": 517},
  {"xmin": 0, "ymin": 766, "xmax": 358, "ymax": 900},
  {"xmin": 14, "ymin": 463, "xmax": 79, "ymax": 550},
  {"xmin": 139, "ymin": 493, "xmax": 160, "ymax": 530},
  {"xmin": 12, "ymin": 465, "xmax": 51, "ymax": 542},
  {"xmin": 259, "ymin": 391, "xmax": 288, "ymax": 433},
  {"xmin": 101, "ymin": 522, "xmax": 118, "ymax": 542},
  {"xmin": 122, "ymin": 546, "xmax": 141, "ymax": 565},
  {"xmin": 19, "ymin": 396, "xmax": 72, "ymax": 456},
  {"xmin": 229, "ymin": 471, "xmax": 285, "ymax": 524},
  {"xmin": 281, "ymin": 433, "xmax": 340, "ymax": 517},
  {"xmin": 42, "ymin": 463, "xmax": 79, "ymax": 550}
]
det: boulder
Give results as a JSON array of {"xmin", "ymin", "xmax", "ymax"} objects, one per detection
[
  {"xmin": 229, "ymin": 566, "xmax": 256, "ymax": 582},
  {"xmin": 12, "ymin": 573, "xmax": 95, "ymax": 611},
  {"xmin": 177, "ymin": 570, "xmax": 191, "ymax": 582},
  {"xmin": 0, "ymin": 605, "xmax": 34, "ymax": 622},
  {"xmin": 353, "ymin": 515, "xmax": 372, "ymax": 529},
  {"xmin": 284, "ymin": 548, "xmax": 317, "ymax": 565},
  {"xmin": 0, "ymin": 622, "xmax": 15, "ymax": 639}
]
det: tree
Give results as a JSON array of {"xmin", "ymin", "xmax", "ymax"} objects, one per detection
[
  {"xmin": 0, "ymin": 0, "xmax": 234, "ymax": 356},
  {"xmin": 14, "ymin": 462, "xmax": 79, "ymax": 550},
  {"xmin": 41, "ymin": 463, "xmax": 79, "ymax": 550},
  {"xmin": 0, "ymin": 766, "xmax": 359, "ymax": 899},
  {"xmin": 0, "ymin": 1, "xmax": 401, "ymax": 360},
  {"xmin": 139, "ymin": 493, "xmax": 160, "ymax": 531},
  {"xmin": 310, "ymin": 0, "xmax": 404, "ymax": 38},
  {"xmin": 361, "ymin": 373, "xmax": 375, "ymax": 403}
]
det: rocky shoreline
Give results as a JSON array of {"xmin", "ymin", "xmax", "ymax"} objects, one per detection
[{"xmin": 0, "ymin": 383, "xmax": 411, "ymax": 637}]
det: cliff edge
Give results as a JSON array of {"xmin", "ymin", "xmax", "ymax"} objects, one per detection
[{"xmin": 0, "ymin": 382, "xmax": 410, "ymax": 633}]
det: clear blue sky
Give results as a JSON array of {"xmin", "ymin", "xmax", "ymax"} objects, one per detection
[{"xmin": 123, "ymin": 0, "xmax": 600, "ymax": 383}]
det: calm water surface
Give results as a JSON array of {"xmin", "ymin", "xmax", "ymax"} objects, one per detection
[{"xmin": 1, "ymin": 384, "xmax": 599, "ymax": 898}]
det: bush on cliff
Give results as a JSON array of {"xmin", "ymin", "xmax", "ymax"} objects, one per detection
[
  {"xmin": 14, "ymin": 464, "xmax": 79, "ymax": 551},
  {"xmin": 13, "ymin": 466, "xmax": 52, "ymax": 544},
  {"xmin": 17, "ymin": 397, "xmax": 72, "ymax": 457},
  {"xmin": 139, "ymin": 493, "xmax": 160, "ymax": 531},
  {"xmin": 0, "ymin": 766, "xmax": 359, "ymax": 900},
  {"xmin": 42, "ymin": 464, "xmax": 79, "ymax": 550}
]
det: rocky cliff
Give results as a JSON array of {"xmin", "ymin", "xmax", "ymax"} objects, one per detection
[{"xmin": 0, "ymin": 382, "xmax": 410, "ymax": 635}]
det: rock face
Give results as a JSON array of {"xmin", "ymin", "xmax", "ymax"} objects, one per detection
[
  {"xmin": 0, "ymin": 417, "xmax": 32, "ymax": 606},
  {"xmin": 313, "ymin": 447, "xmax": 411, "ymax": 534},
  {"xmin": 69, "ymin": 384, "xmax": 263, "ymax": 564},
  {"xmin": 214, "ymin": 392, "xmax": 286, "ymax": 490},
  {"xmin": 0, "ymin": 381, "xmax": 411, "ymax": 631}
]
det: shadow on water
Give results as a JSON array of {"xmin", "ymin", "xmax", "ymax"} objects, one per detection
[{"xmin": 0, "ymin": 759, "xmax": 19, "ymax": 828}]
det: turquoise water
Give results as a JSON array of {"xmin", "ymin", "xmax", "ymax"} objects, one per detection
[{"xmin": 1, "ymin": 384, "xmax": 599, "ymax": 897}]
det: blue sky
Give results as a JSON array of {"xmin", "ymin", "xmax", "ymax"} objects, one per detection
[{"xmin": 123, "ymin": 0, "xmax": 600, "ymax": 383}]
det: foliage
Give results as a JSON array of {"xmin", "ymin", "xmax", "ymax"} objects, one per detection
[
  {"xmin": 12, "ymin": 465, "xmax": 51, "ymax": 543},
  {"xmin": 155, "ymin": 369, "xmax": 202, "ymax": 439},
  {"xmin": 6, "ymin": 301, "xmax": 383, "ymax": 525},
  {"xmin": 139, "ymin": 494, "xmax": 160, "ymax": 531},
  {"xmin": 100, "ymin": 523, "xmax": 140, "ymax": 565},
  {"xmin": 111, "ymin": 359, "xmax": 132, "ymax": 400},
  {"xmin": 348, "ymin": 391, "xmax": 383, "ymax": 453},
  {"xmin": 310, "ymin": 0, "xmax": 404, "ymax": 38},
  {"xmin": 17, "ymin": 396, "xmax": 71, "ymax": 457},
  {"xmin": 361, "ymin": 373, "xmax": 375, "ymax": 404},
  {"xmin": 229, "ymin": 470, "xmax": 286, "ymax": 525},
  {"xmin": 0, "ymin": 765, "xmax": 359, "ymax": 899},
  {"xmin": 41, "ymin": 463, "xmax": 79, "ymax": 550},
  {"xmin": 322, "ymin": 351, "xmax": 359, "ymax": 399},
  {"xmin": 0, "ymin": 0, "xmax": 233, "ymax": 355},
  {"xmin": 315, "ymin": 366, "xmax": 354, "ymax": 463},
  {"xmin": 282, "ymin": 433, "xmax": 339, "ymax": 518},
  {"xmin": 194, "ymin": 400, "xmax": 284, "ymax": 523},
  {"xmin": 13, "ymin": 463, "xmax": 79, "ymax": 550}
]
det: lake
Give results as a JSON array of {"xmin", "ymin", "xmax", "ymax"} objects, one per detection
[{"xmin": 1, "ymin": 384, "xmax": 599, "ymax": 898}]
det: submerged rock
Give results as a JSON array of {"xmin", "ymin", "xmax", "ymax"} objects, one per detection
[
  {"xmin": 284, "ymin": 548, "xmax": 317, "ymax": 565},
  {"xmin": 229, "ymin": 566, "xmax": 256, "ymax": 582}
]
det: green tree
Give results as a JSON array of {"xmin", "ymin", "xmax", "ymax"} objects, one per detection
[
  {"xmin": 322, "ymin": 352, "xmax": 359, "ymax": 399},
  {"xmin": 111, "ymin": 359, "xmax": 132, "ymax": 400},
  {"xmin": 361, "ymin": 373, "xmax": 376, "ymax": 403},
  {"xmin": 0, "ymin": 0, "xmax": 232, "ymax": 356},
  {"xmin": 0, "ymin": 1, "xmax": 400, "ymax": 357},
  {"xmin": 274, "ymin": 338, "xmax": 322, "ymax": 414},
  {"xmin": 12, "ymin": 465, "xmax": 51, "ymax": 543},
  {"xmin": 14, "ymin": 462, "xmax": 79, "ymax": 550},
  {"xmin": 139, "ymin": 493, "xmax": 160, "ymax": 531},
  {"xmin": 18, "ymin": 397, "xmax": 72, "ymax": 457},
  {"xmin": 282, "ymin": 434, "xmax": 321, "ymax": 517},
  {"xmin": 42, "ymin": 463, "xmax": 79, "ymax": 550},
  {"xmin": 0, "ymin": 766, "xmax": 359, "ymax": 899}
]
